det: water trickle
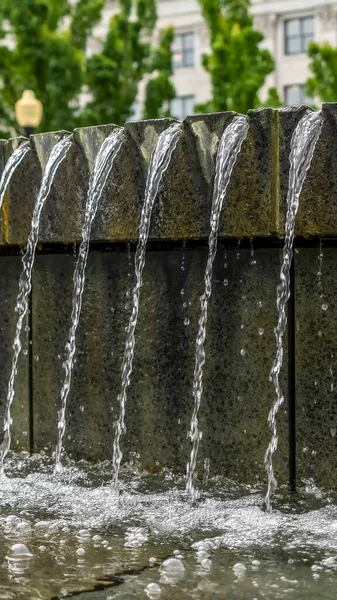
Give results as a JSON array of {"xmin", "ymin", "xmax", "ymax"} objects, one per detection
[
  {"xmin": 112, "ymin": 123, "xmax": 182, "ymax": 487},
  {"xmin": 54, "ymin": 128, "xmax": 124, "ymax": 473},
  {"xmin": 186, "ymin": 116, "xmax": 249, "ymax": 501},
  {"xmin": 0, "ymin": 136, "xmax": 72, "ymax": 476},
  {"xmin": 264, "ymin": 110, "xmax": 323, "ymax": 512},
  {"xmin": 250, "ymin": 239, "xmax": 257, "ymax": 266},
  {"xmin": 0, "ymin": 142, "xmax": 30, "ymax": 210}
]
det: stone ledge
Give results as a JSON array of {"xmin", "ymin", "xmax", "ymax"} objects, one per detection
[{"xmin": 0, "ymin": 106, "xmax": 334, "ymax": 244}]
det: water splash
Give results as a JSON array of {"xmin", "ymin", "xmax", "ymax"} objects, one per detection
[
  {"xmin": 112, "ymin": 123, "xmax": 182, "ymax": 487},
  {"xmin": 0, "ymin": 142, "xmax": 30, "ymax": 210},
  {"xmin": 186, "ymin": 116, "xmax": 249, "ymax": 501},
  {"xmin": 0, "ymin": 136, "xmax": 72, "ymax": 476},
  {"xmin": 54, "ymin": 128, "xmax": 124, "ymax": 473},
  {"xmin": 264, "ymin": 110, "xmax": 323, "ymax": 512}
]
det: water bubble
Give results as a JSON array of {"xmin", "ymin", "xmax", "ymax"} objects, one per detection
[
  {"xmin": 15, "ymin": 521, "xmax": 32, "ymax": 534},
  {"xmin": 240, "ymin": 324, "xmax": 244, "ymax": 330},
  {"xmin": 201, "ymin": 558, "xmax": 212, "ymax": 569},
  {"xmin": 76, "ymin": 547, "xmax": 86, "ymax": 556},
  {"xmin": 80, "ymin": 405, "xmax": 85, "ymax": 413},
  {"xmin": 232, "ymin": 562, "xmax": 247, "ymax": 576},
  {"xmin": 330, "ymin": 427, "xmax": 336, "ymax": 438},
  {"xmin": 223, "ymin": 279, "xmax": 229, "ymax": 287},
  {"xmin": 322, "ymin": 303, "xmax": 329, "ymax": 311},
  {"xmin": 257, "ymin": 301, "xmax": 263, "ymax": 308},
  {"xmin": 161, "ymin": 558, "xmax": 185, "ymax": 572},
  {"xmin": 92, "ymin": 535, "xmax": 102, "ymax": 542},
  {"xmin": 78, "ymin": 529, "xmax": 90, "ymax": 538},
  {"xmin": 318, "ymin": 330, "xmax": 323, "ymax": 338},
  {"xmin": 149, "ymin": 557, "xmax": 157, "ymax": 563},
  {"xmin": 145, "ymin": 583, "xmax": 161, "ymax": 598},
  {"xmin": 39, "ymin": 546, "xmax": 46, "ymax": 552},
  {"xmin": 258, "ymin": 328, "xmax": 264, "ymax": 336},
  {"xmin": 9, "ymin": 544, "xmax": 32, "ymax": 558},
  {"xmin": 180, "ymin": 289, "xmax": 185, "ymax": 296},
  {"xmin": 240, "ymin": 349, "xmax": 246, "ymax": 357},
  {"xmin": 184, "ymin": 318, "xmax": 190, "ymax": 327}
]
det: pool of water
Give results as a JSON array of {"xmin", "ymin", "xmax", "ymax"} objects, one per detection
[{"xmin": 1, "ymin": 454, "xmax": 337, "ymax": 599}]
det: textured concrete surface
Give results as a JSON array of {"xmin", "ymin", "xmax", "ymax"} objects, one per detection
[
  {"xmin": 2, "ymin": 136, "xmax": 40, "ymax": 245},
  {"xmin": 0, "ymin": 255, "xmax": 30, "ymax": 451},
  {"xmin": 220, "ymin": 109, "xmax": 279, "ymax": 238},
  {"xmin": 32, "ymin": 130, "xmax": 87, "ymax": 244},
  {"xmin": 295, "ymin": 247, "xmax": 337, "ymax": 488},
  {"xmin": 278, "ymin": 105, "xmax": 309, "ymax": 236},
  {"xmin": 31, "ymin": 247, "xmax": 288, "ymax": 484},
  {"xmin": 1, "ymin": 107, "xmax": 330, "ymax": 244},
  {"xmin": 295, "ymin": 103, "xmax": 337, "ymax": 237}
]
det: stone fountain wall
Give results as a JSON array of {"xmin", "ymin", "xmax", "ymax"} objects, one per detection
[{"xmin": 1, "ymin": 104, "xmax": 337, "ymax": 489}]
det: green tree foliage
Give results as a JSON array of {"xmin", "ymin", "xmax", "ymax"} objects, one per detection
[
  {"xmin": 143, "ymin": 26, "xmax": 176, "ymax": 120},
  {"xmin": 197, "ymin": 0, "xmax": 278, "ymax": 113},
  {"xmin": 0, "ymin": 0, "xmax": 104, "ymax": 133},
  {"xmin": 306, "ymin": 42, "xmax": 337, "ymax": 103},
  {"xmin": 0, "ymin": 0, "xmax": 175, "ymax": 134},
  {"xmin": 83, "ymin": 0, "xmax": 175, "ymax": 126}
]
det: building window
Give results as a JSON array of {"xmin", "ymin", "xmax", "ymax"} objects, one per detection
[
  {"xmin": 284, "ymin": 16, "xmax": 314, "ymax": 55},
  {"xmin": 170, "ymin": 95, "xmax": 195, "ymax": 120},
  {"xmin": 172, "ymin": 32, "xmax": 194, "ymax": 68},
  {"xmin": 284, "ymin": 84, "xmax": 312, "ymax": 106}
]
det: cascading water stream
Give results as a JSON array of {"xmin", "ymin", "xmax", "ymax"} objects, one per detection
[
  {"xmin": 264, "ymin": 110, "xmax": 323, "ymax": 512},
  {"xmin": 186, "ymin": 116, "xmax": 249, "ymax": 502},
  {"xmin": 0, "ymin": 142, "xmax": 30, "ymax": 209},
  {"xmin": 112, "ymin": 123, "xmax": 182, "ymax": 487},
  {"xmin": 0, "ymin": 135, "xmax": 72, "ymax": 476},
  {"xmin": 54, "ymin": 128, "xmax": 125, "ymax": 473}
]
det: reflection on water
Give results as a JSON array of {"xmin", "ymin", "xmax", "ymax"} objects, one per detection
[{"xmin": 1, "ymin": 453, "xmax": 337, "ymax": 598}]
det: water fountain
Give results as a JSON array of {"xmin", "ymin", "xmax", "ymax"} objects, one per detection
[{"xmin": 0, "ymin": 106, "xmax": 335, "ymax": 598}]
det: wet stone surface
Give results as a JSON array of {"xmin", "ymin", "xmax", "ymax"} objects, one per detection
[
  {"xmin": 3, "ymin": 137, "xmax": 41, "ymax": 245},
  {"xmin": 296, "ymin": 103, "xmax": 337, "ymax": 237},
  {"xmin": 295, "ymin": 247, "xmax": 337, "ymax": 488},
  {"xmin": 32, "ymin": 247, "xmax": 287, "ymax": 484},
  {"xmin": 0, "ymin": 256, "xmax": 29, "ymax": 451}
]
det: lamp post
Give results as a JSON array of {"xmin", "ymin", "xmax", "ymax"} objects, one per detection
[{"xmin": 15, "ymin": 90, "xmax": 43, "ymax": 137}]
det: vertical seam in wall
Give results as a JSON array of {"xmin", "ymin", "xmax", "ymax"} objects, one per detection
[
  {"xmin": 271, "ymin": 110, "xmax": 280, "ymax": 236},
  {"xmin": 288, "ymin": 256, "xmax": 296, "ymax": 492},
  {"xmin": 29, "ymin": 286, "xmax": 34, "ymax": 454},
  {"xmin": 2, "ymin": 193, "xmax": 9, "ymax": 244}
]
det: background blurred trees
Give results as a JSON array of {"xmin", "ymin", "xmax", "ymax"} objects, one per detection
[
  {"xmin": 306, "ymin": 42, "xmax": 337, "ymax": 104},
  {"xmin": 0, "ymin": 0, "xmax": 175, "ymax": 135},
  {"xmin": 196, "ymin": 0, "xmax": 280, "ymax": 113}
]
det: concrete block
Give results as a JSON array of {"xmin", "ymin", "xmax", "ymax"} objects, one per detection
[
  {"xmin": 278, "ymin": 105, "xmax": 309, "ymax": 237},
  {"xmin": 295, "ymin": 247, "xmax": 337, "ymax": 488},
  {"xmin": 150, "ymin": 112, "xmax": 234, "ymax": 240},
  {"xmin": 32, "ymin": 247, "xmax": 288, "ymax": 484},
  {"xmin": 295, "ymin": 103, "xmax": 337, "ymax": 237},
  {"xmin": 0, "ymin": 255, "xmax": 29, "ymax": 451},
  {"xmin": 220, "ymin": 109, "xmax": 280, "ymax": 238},
  {"xmin": 32, "ymin": 251, "xmax": 131, "ymax": 460},
  {"xmin": 31, "ymin": 130, "xmax": 86, "ymax": 244},
  {"xmin": 2, "ymin": 136, "xmax": 39, "ymax": 245}
]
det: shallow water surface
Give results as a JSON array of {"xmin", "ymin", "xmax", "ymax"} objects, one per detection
[{"xmin": 0, "ymin": 454, "xmax": 337, "ymax": 598}]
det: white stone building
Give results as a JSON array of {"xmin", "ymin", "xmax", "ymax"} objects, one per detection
[{"xmin": 93, "ymin": 0, "xmax": 337, "ymax": 119}]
